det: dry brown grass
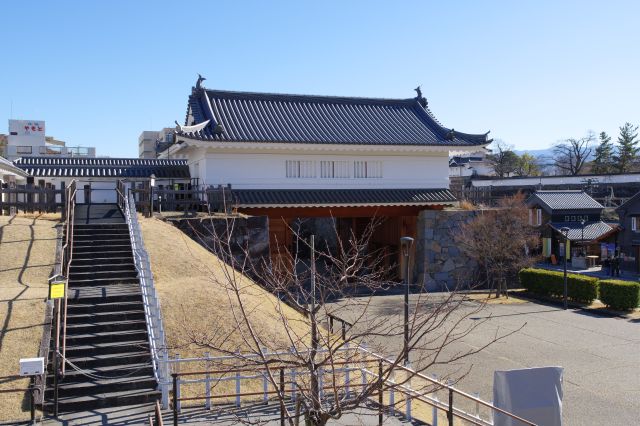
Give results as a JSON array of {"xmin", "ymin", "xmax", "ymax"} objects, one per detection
[
  {"xmin": 139, "ymin": 216, "xmax": 311, "ymax": 402},
  {"xmin": 0, "ymin": 215, "xmax": 58, "ymax": 422}
]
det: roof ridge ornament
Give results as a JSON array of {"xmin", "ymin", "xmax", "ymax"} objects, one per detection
[
  {"xmin": 175, "ymin": 119, "xmax": 211, "ymax": 134},
  {"xmin": 446, "ymin": 129, "xmax": 456, "ymax": 141},
  {"xmin": 196, "ymin": 74, "xmax": 206, "ymax": 91},
  {"xmin": 414, "ymin": 85, "xmax": 428, "ymax": 108}
]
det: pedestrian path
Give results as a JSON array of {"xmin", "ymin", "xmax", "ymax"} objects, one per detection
[{"xmin": 535, "ymin": 262, "xmax": 639, "ymax": 281}]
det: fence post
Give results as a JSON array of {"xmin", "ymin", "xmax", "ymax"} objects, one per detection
[
  {"xmin": 378, "ymin": 359, "xmax": 383, "ymax": 426},
  {"xmin": 344, "ymin": 343, "xmax": 350, "ymax": 397},
  {"xmin": 474, "ymin": 392, "xmax": 480, "ymax": 418},
  {"xmin": 260, "ymin": 348, "xmax": 268, "ymax": 404},
  {"xmin": 172, "ymin": 373, "xmax": 178, "ymax": 426},
  {"xmin": 405, "ymin": 362, "xmax": 412, "ymax": 421},
  {"xmin": 205, "ymin": 351, "xmax": 211, "ymax": 410},
  {"xmin": 388, "ymin": 371, "xmax": 394, "ymax": 416},
  {"xmin": 235, "ymin": 368, "xmax": 241, "ymax": 407},
  {"xmin": 279, "ymin": 368, "xmax": 285, "ymax": 426},
  {"xmin": 175, "ymin": 354, "xmax": 181, "ymax": 412},
  {"xmin": 447, "ymin": 387, "xmax": 454, "ymax": 426},
  {"xmin": 29, "ymin": 383, "xmax": 35, "ymax": 425},
  {"xmin": 162, "ymin": 350, "xmax": 169, "ymax": 409},
  {"xmin": 432, "ymin": 374, "xmax": 439, "ymax": 426},
  {"xmin": 318, "ymin": 367, "xmax": 324, "ymax": 399}
]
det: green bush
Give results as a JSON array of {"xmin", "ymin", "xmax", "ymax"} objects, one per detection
[
  {"xmin": 599, "ymin": 280, "xmax": 640, "ymax": 310},
  {"xmin": 519, "ymin": 268, "xmax": 599, "ymax": 304}
]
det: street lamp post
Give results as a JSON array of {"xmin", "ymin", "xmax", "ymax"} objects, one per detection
[
  {"xmin": 561, "ymin": 227, "xmax": 570, "ymax": 310},
  {"xmin": 581, "ymin": 219, "xmax": 585, "ymax": 257},
  {"xmin": 149, "ymin": 174, "xmax": 156, "ymax": 218},
  {"xmin": 400, "ymin": 236, "xmax": 414, "ymax": 366}
]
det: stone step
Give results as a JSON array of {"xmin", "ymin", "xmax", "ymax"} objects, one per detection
[
  {"xmin": 46, "ymin": 386, "xmax": 160, "ymax": 412},
  {"xmin": 71, "ymin": 256, "xmax": 134, "ymax": 265},
  {"xmin": 63, "ymin": 351, "xmax": 152, "ymax": 369},
  {"xmin": 67, "ymin": 286, "xmax": 142, "ymax": 304},
  {"xmin": 65, "ymin": 319, "xmax": 148, "ymax": 335},
  {"xmin": 63, "ymin": 340, "xmax": 150, "ymax": 357},
  {"xmin": 66, "ymin": 309, "xmax": 145, "ymax": 324},
  {"xmin": 73, "ymin": 244, "xmax": 134, "ymax": 253},
  {"xmin": 69, "ymin": 263, "xmax": 137, "ymax": 273},
  {"xmin": 68, "ymin": 270, "xmax": 139, "ymax": 281},
  {"xmin": 66, "ymin": 301, "xmax": 143, "ymax": 314},
  {"xmin": 46, "ymin": 374, "xmax": 157, "ymax": 399},
  {"xmin": 72, "ymin": 228, "xmax": 130, "ymax": 236},
  {"xmin": 68, "ymin": 277, "xmax": 140, "ymax": 288},
  {"xmin": 65, "ymin": 329, "xmax": 150, "ymax": 346},
  {"xmin": 72, "ymin": 251, "xmax": 133, "ymax": 261}
]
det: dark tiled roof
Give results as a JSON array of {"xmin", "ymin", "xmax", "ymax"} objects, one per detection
[
  {"xmin": 549, "ymin": 221, "xmax": 617, "ymax": 242},
  {"xmin": 177, "ymin": 86, "xmax": 490, "ymax": 147},
  {"xmin": 449, "ymin": 156, "xmax": 484, "ymax": 166},
  {"xmin": 233, "ymin": 188, "xmax": 457, "ymax": 208},
  {"xmin": 527, "ymin": 190, "xmax": 603, "ymax": 211},
  {"xmin": 13, "ymin": 157, "xmax": 190, "ymax": 179}
]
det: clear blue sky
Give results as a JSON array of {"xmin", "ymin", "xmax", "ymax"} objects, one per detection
[{"xmin": 1, "ymin": 1, "xmax": 638, "ymax": 157}]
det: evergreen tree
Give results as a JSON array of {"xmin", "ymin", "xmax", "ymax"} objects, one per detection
[
  {"xmin": 591, "ymin": 131, "xmax": 615, "ymax": 174},
  {"xmin": 614, "ymin": 122, "xmax": 639, "ymax": 173}
]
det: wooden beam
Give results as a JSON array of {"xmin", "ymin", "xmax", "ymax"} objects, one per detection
[{"xmin": 238, "ymin": 205, "xmax": 443, "ymax": 218}]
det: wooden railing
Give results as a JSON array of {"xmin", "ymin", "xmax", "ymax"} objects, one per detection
[
  {"xmin": 0, "ymin": 184, "xmax": 65, "ymax": 215},
  {"xmin": 130, "ymin": 186, "xmax": 234, "ymax": 215}
]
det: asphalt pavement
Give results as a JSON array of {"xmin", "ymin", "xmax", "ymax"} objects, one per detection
[{"xmin": 330, "ymin": 294, "xmax": 640, "ymax": 426}]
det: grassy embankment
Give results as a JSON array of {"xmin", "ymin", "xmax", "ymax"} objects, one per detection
[{"xmin": 0, "ymin": 214, "xmax": 59, "ymax": 422}]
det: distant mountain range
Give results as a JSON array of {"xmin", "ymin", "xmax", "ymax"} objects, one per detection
[
  {"xmin": 514, "ymin": 148, "xmax": 555, "ymax": 159},
  {"xmin": 515, "ymin": 147, "xmax": 595, "ymax": 163}
]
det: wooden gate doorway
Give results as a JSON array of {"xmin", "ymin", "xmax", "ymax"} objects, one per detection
[{"xmin": 262, "ymin": 213, "xmax": 419, "ymax": 282}]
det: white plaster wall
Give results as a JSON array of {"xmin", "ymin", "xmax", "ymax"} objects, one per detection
[{"xmin": 194, "ymin": 151, "xmax": 450, "ymax": 189}]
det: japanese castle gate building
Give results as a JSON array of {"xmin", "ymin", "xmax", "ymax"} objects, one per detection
[{"xmin": 160, "ymin": 77, "xmax": 491, "ymax": 286}]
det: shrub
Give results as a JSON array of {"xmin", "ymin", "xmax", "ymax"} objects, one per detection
[
  {"xmin": 519, "ymin": 268, "xmax": 599, "ymax": 304},
  {"xmin": 599, "ymin": 280, "xmax": 640, "ymax": 310}
]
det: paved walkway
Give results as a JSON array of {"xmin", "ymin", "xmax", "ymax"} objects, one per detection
[
  {"xmin": 330, "ymin": 294, "xmax": 640, "ymax": 426},
  {"xmin": 535, "ymin": 262, "xmax": 639, "ymax": 281}
]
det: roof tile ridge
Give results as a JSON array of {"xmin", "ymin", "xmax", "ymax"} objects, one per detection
[{"xmin": 204, "ymin": 87, "xmax": 417, "ymax": 106}]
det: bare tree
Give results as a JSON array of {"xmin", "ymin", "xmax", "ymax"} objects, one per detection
[
  {"xmin": 553, "ymin": 132, "xmax": 595, "ymax": 175},
  {"xmin": 173, "ymin": 216, "xmax": 519, "ymax": 425},
  {"xmin": 486, "ymin": 139, "xmax": 519, "ymax": 177},
  {"xmin": 455, "ymin": 193, "xmax": 540, "ymax": 298}
]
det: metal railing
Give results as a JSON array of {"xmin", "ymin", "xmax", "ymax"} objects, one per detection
[
  {"xmin": 122, "ymin": 189, "xmax": 168, "ymax": 398},
  {"xmin": 59, "ymin": 180, "xmax": 77, "ymax": 376},
  {"xmin": 164, "ymin": 345, "xmax": 536, "ymax": 426}
]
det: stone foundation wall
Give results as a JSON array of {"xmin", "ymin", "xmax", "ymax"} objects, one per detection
[
  {"xmin": 415, "ymin": 209, "xmax": 478, "ymax": 291},
  {"xmin": 169, "ymin": 215, "xmax": 270, "ymax": 275}
]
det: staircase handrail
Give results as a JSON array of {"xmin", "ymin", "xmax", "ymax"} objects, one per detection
[
  {"xmin": 57, "ymin": 179, "xmax": 77, "ymax": 376},
  {"xmin": 123, "ymin": 189, "xmax": 167, "ymax": 387}
]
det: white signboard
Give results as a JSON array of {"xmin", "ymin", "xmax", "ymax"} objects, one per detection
[
  {"xmin": 493, "ymin": 366, "xmax": 564, "ymax": 426},
  {"xmin": 9, "ymin": 119, "xmax": 45, "ymax": 136}
]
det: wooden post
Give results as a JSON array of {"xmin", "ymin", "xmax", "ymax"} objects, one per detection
[
  {"xmin": 447, "ymin": 388, "xmax": 454, "ymax": 426},
  {"xmin": 279, "ymin": 368, "xmax": 285, "ymax": 426},
  {"xmin": 60, "ymin": 182, "xmax": 66, "ymax": 217},
  {"xmin": 378, "ymin": 359, "xmax": 383, "ymax": 426},
  {"xmin": 172, "ymin": 373, "xmax": 178, "ymax": 426}
]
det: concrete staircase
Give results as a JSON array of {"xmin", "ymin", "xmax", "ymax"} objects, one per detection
[{"xmin": 46, "ymin": 204, "xmax": 159, "ymax": 412}]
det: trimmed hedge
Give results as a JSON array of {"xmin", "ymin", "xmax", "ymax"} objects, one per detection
[
  {"xmin": 519, "ymin": 268, "xmax": 599, "ymax": 304},
  {"xmin": 599, "ymin": 280, "xmax": 640, "ymax": 310}
]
